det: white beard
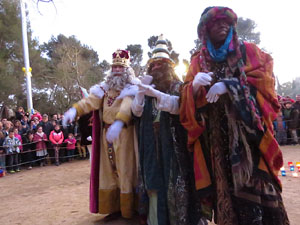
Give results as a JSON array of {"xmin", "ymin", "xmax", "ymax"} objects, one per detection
[{"xmin": 105, "ymin": 69, "xmax": 133, "ymax": 91}]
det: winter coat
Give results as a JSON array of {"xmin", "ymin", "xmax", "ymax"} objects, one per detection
[
  {"xmin": 64, "ymin": 138, "xmax": 76, "ymax": 150},
  {"xmin": 78, "ymin": 112, "xmax": 92, "ymax": 146},
  {"xmin": 3, "ymin": 136, "xmax": 21, "ymax": 154},
  {"xmin": 49, "ymin": 130, "xmax": 64, "ymax": 146},
  {"xmin": 293, "ymin": 102, "xmax": 300, "ymax": 128},
  {"xmin": 33, "ymin": 132, "xmax": 48, "ymax": 150},
  {"xmin": 283, "ymin": 107, "xmax": 299, "ymax": 129}
]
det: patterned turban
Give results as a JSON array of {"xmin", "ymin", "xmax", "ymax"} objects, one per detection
[{"xmin": 197, "ymin": 6, "xmax": 238, "ymax": 40}]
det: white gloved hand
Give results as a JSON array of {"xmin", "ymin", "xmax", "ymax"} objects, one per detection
[
  {"xmin": 206, "ymin": 82, "xmax": 227, "ymax": 103},
  {"xmin": 192, "ymin": 72, "xmax": 213, "ymax": 94},
  {"xmin": 62, "ymin": 107, "xmax": 77, "ymax": 128},
  {"xmin": 106, "ymin": 120, "xmax": 124, "ymax": 143},
  {"xmin": 138, "ymin": 83, "xmax": 161, "ymax": 99},
  {"xmin": 135, "ymin": 90, "xmax": 146, "ymax": 105},
  {"xmin": 87, "ymin": 136, "xmax": 92, "ymax": 141},
  {"xmin": 140, "ymin": 74, "xmax": 153, "ymax": 85}
]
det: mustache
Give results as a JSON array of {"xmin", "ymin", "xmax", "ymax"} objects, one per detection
[{"xmin": 110, "ymin": 71, "xmax": 126, "ymax": 76}]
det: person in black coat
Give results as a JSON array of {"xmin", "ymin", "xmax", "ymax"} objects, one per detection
[
  {"xmin": 77, "ymin": 112, "xmax": 92, "ymax": 159},
  {"xmin": 22, "ymin": 130, "xmax": 36, "ymax": 169}
]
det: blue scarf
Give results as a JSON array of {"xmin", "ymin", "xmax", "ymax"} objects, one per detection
[{"xmin": 206, "ymin": 26, "xmax": 233, "ymax": 62}]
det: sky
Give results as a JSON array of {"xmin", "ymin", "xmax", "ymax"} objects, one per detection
[{"xmin": 26, "ymin": 0, "xmax": 299, "ymax": 83}]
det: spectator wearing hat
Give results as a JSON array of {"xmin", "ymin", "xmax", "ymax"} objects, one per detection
[{"xmin": 283, "ymin": 100, "xmax": 299, "ymax": 144}]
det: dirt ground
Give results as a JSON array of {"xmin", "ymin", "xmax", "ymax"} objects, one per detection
[{"xmin": 1, "ymin": 145, "xmax": 299, "ymax": 225}]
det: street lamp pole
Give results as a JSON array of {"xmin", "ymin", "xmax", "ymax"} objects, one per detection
[{"xmin": 20, "ymin": 0, "xmax": 34, "ymax": 114}]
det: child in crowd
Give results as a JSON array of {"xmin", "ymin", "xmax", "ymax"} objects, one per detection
[
  {"xmin": 0, "ymin": 131, "xmax": 6, "ymax": 171},
  {"xmin": 64, "ymin": 133, "xmax": 76, "ymax": 161},
  {"xmin": 13, "ymin": 127, "xmax": 23, "ymax": 152},
  {"xmin": 31, "ymin": 110, "xmax": 42, "ymax": 121},
  {"xmin": 29, "ymin": 119, "xmax": 38, "ymax": 131},
  {"xmin": 22, "ymin": 130, "xmax": 36, "ymax": 169},
  {"xmin": 33, "ymin": 126, "xmax": 48, "ymax": 167},
  {"xmin": 3, "ymin": 129, "xmax": 21, "ymax": 173},
  {"xmin": 49, "ymin": 123, "xmax": 64, "ymax": 166}
]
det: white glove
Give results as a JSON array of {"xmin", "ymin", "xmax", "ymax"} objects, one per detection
[
  {"xmin": 138, "ymin": 83, "xmax": 161, "ymax": 99},
  {"xmin": 140, "ymin": 74, "xmax": 153, "ymax": 85},
  {"xmin": 135, "ymin": 90, "xmax": 145, "ymax": 105},
  {"xmin": 192, "ymin": 72, "xmax": 213, "ymax": 94},
  {"xmin": 106, "ymin": 120, "xmax": 124, "ymax": 143},
  {"xmin": 87, "ymin": 136, "xmax": 92, "ymax": 141},
  {"xmin": 62, "ymin": 107, "xmax": 77, "ymax": 128},
  {"xmin": 206, "ymin": 82, "xmax": 227, "ymax": 103}
]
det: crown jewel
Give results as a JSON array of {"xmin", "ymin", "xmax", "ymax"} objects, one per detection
[{"xmin": 112, "ymin": 49, "xmax": 130, "ymax": 67}]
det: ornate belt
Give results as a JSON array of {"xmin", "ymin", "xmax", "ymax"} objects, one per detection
[
  {"xmin": 103, "ymin": 123, "xmax": 118, "ymax": 177},
  {"xmin": 107, "ymin": 143, "xmax": 118, "ymax": 177}
]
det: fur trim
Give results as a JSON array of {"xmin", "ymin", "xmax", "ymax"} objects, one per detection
[
  {"xmin": 89, "ymin": 82, "xmax": 108, "ymax": 98},
  {"xmin": 117, "ymin": 84, "xmax": 138, "ymax": 100}
]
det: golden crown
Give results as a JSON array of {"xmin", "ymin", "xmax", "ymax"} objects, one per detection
[{"xmin": 112, "ymin": 49, "xmax": 130, "ymax": 67}]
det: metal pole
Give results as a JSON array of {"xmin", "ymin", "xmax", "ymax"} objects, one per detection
[{"xmin": 20, "ymin": 0, "xmax": 34, "ymax": 114}]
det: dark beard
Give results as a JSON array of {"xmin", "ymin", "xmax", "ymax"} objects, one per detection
[{"xmin": 149, "ymin": 70, "xmax": 172, "ymax": 93}]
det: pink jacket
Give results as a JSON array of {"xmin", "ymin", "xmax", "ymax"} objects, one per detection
[
  {"xmin": 33, "ymin": 132, "xmax": 48, "ymax": 150},
  {"xmin": 49, "ymin": 130, "xmax": 64, "ymax": 145},
  {"xmin": 64, "ymin": 138, "xmax": 76, "ymax": 150}
]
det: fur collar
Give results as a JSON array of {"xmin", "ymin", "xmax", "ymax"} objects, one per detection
[{"xmin": 89, "ymin": 82, "xmax": 108, "ymax": 98}]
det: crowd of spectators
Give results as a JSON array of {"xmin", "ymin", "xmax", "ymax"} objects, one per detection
[
  {"xmin": 273, "ymin": 94, "xmax": 300, "ymax": 145},
  {"xmin": 0, "ymin": 94, "xmax": 299, "ymax": 175},
  {"xmin": 0, "ymin": 107, "xmax": 89, "ymax": 175}
]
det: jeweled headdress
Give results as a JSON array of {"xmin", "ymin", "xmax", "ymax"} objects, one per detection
[
  {"xmin": 147, "ymin": 34, "xmax": 175, "ymax": 67},
  {"xmin": 112, "ymin": 49, "xmax": 130, "ymax": 67}
]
